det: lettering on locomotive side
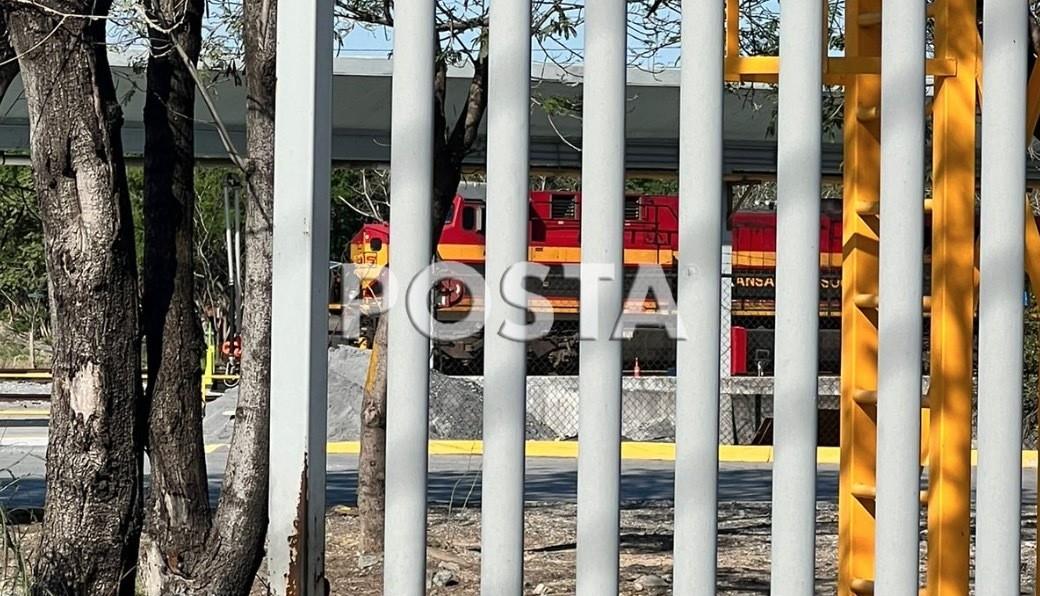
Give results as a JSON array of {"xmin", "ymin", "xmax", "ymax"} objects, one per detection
[
  {"xmin": 734, "ymin": 275, "xmax": 776, "ymax": 289},
  {"xmin": 732, "ymin": 270, "xmax": 842, "ymax": 299}
]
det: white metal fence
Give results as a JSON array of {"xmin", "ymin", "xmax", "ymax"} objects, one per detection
[{"xmin": 265, "ymin": 0, "xmax": 1030, "ymax": 594}]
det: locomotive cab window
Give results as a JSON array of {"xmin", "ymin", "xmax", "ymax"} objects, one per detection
[{"xmin": 462, "ymin": 205, "xmax": 485, "ymax": 233}]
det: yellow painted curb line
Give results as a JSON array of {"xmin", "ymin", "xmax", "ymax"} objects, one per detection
[
  {"xmin": 171, "ymin": 440, "xmax": 1040, "ymax": 468},
  {"xmin": 0, "ymin": 373, "xmax": 51, "ymax": 380},
  {"xmin": 0, "ymin": 409, "xmax": 51, "ymax": 418}
]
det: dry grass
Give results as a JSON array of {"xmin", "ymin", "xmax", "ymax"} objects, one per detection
[{"xmin": 0, "ymin": 507, "xmax": 40, "ymax": 595}]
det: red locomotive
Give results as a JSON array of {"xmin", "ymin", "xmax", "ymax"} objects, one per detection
[
  {"xmin": 349, "ymin": 188, "xmax": 679, "ymax": 373},
  {"xmin": 729, "ymin": 202, "xmax": 843, "ymax": 376},
  {"xmin": 348, "ymin": 190, "xmax": 845, "ymax": 376}
]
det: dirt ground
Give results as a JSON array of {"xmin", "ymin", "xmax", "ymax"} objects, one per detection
[
  {"xmin": 249, "ymin": 501, "xmax": 802, "ymax": 595},
  {"xmin": 250, "ymin": 502, "xmax": 1038, "ymax": 595},
  {"xmin": 2, "ymin": 502, "xmax": 1036, "ymax": 594}
]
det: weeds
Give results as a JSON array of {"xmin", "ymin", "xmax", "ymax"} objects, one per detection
[{"xmin": 0, "ymin": 464, "xmax": 38, "ymax": 595}]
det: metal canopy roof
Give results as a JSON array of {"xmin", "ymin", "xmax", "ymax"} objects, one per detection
[
  {"xmin": 0, "ymin": 56, "xmax": 1035, "ymax": 180},
  {"xmin": 0, "ymin": 56, "xmax": 809, "ymax": 174}
]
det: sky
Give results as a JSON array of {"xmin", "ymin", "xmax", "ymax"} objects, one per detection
[
  {"xmin": 336, "ymin": 9, "xmax": 686, "ymax": 70},
  {"xmin": 335, "ymin": 0, "xmax": 819, "ymax": 70}
]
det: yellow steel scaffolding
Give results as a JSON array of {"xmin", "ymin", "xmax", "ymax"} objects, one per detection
[{"xmin": 724, "ymin": 0, "xmax": 1036, "ymax": 592}]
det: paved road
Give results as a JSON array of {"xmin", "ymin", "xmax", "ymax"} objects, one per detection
[
  {"xmin": 0, "ymin": 446, "xmax": 828, "ymax": 509},
  {"xmin": 0, "ymin": 427, "xmax": 1035, "ymax": 510}
]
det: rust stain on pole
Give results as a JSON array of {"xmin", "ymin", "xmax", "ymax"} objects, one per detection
[{"xmin": 286, "ymin": 459, "xmax": 308, "ymax": 596}]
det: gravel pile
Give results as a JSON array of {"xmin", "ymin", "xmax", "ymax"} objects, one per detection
[
  {"xmin": 201, "ymin": 345, "xmax": 683, "ymax": 444},
  {"xmin": 3, "ymin": 355, "xmax": 683, "ymax": 443},
  {"xmin": 0, "ymin": 380, "xmax": 51, "ymax": 396},
  {"xmin": 203, "ymin": 345, "xmax": 490, "ymax": 444}
]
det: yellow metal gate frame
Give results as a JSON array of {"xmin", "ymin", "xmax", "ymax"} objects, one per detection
[{"xmin": 724, "ymin": 0, "xmax": 1039, "ymax": 593}]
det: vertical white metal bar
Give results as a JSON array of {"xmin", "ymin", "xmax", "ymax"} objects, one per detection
[
  {"xmin": 575, "ymin": 0, "xmax": 626, "ymax": 593},
  {"xmin": 874, "ymin": 1, "xmax": 926, "ymax": 592},
  {"xmin": 267, "ymin": 0, "xmax": 333, "ymax": 592},
  {"xmin": 770, "ymin": 0, "xmax": 822, "ymax": 592},
  {"xmin": 383, "ymin": 0, "xmax": 435, "ymax": 592},
  {"xmin": 976, "ymin": 0, "xmax": 1027, "ymax": 592},
  {"xmin": 222, "ymin": 184, "xmax": 237, "ymax": 329},
  {"xmin": 673, "ymin": 0, "xmax": 724, "ymax": 591},
  {"xmin": 481, "ymin": 0, "xmax": 531, "ymax": 590},
  {"xmin": 233, "ymin": 184, "xmax": 243, "ymax": 322}
]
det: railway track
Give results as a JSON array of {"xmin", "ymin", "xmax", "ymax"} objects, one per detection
[
  {"xmin": 0, "ymin": 368, "xmax": 52, "ymax": 382},
  {"xmin": 0, "ymin": 392, "xmax": 49, "ymax": 402},
  {"xmin": 0, "ymin": 369, "xmax": 51, "ymax": 403}
]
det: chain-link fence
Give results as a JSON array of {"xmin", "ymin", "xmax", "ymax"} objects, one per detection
[
  {"xmin": 331, "ymin": 190, "xmax": 1040, "ymax": 450},
  {"xmin": 419, "ymin": 244, "xmax": 852, "ymax": 445},
  {"xmin": 335, "ymin": 213, "xmax": 1040, "ymax": 449},
  {"xmin": 329, "ymin": 277, "xmax": 1040, "ymax": 451}
]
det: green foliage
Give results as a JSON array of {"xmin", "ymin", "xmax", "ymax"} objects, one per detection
[
  {"xmin": 0, "ymin": 163, "xmax": 389, "ymax": 340},
  {"xmin": 125, "ymin": 167, "xmax": 234, "ymax": 314},
  {"xmin": 534, "ymin": 94, "xmax": 582, "ymax": 118},
  {"xmin": 191, "ymin": 168, "xmax": 238, "ymax": 313},
  {"xmin": 527, "ymin": 174, "xmax": 679, "ymax": 196},
  {"xmin": 625, "ymin": 178, "xmax": 679, "ymax": 196},
  {"xmin": 533, "ymin": 1, "xmax": 579, "ymax": 43},
  {"xmin": 0, "ymin": 168, "xmax": 46, "ymax": 335},
  {"xmin": 330, "ymin": 168, "xmax": 389, "ymax": 262}
]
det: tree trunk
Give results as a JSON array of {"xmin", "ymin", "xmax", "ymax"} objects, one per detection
[
  {"xmin": 358, "ymin": 314, "xmax": 389, "ymax": 553},
  {"xmin": 138, "ymin": 0, "xmax": 211, "ymax": 593},
  {"xmin": 357, "ymin": 31, "xmax": 489, "ymax": 557},
  {"xmin": 430, "ymin": 33, "xmax": 489, "ymax": 252},
  {"xmin": 0, "ymin": 16, "xmax": 18, "ymax": 101},
  {"xmin": 137, "ymin": 0, "xmax": 277, "ymax": 593},
  {"xmin": 184, "ymin": 1, "xmax": 279, "ymax": 592},
  {"xmin": 4, "ymin": 4, "xmax": 144, "ymax": 594}
]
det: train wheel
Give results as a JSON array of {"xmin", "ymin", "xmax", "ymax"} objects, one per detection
[{"xmin": 222, "ymin": 360, "xmax": 240, "ymax": 389}]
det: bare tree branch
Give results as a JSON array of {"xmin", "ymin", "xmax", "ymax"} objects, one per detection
[
  {"xmin": 173, "ymin": 40, "xmax": 249, "ymax": 172},
  {"xmin": 336, "ymin": 0, "xmax": 489, "ymax": 32}
]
